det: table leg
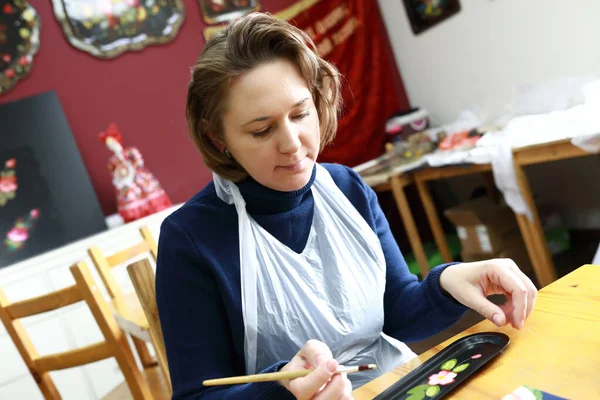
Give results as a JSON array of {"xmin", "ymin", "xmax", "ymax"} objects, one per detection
[
  {"xmin": 515, "ymin": 213, "xmax": 543, "ymax": 281},
  {"xmin": 389, "ymin": 175, "xmax": 430, "ymax": 277},
  {"xmin": 483, "ymin": 171, "xmax": 500, "ymax": 203},
  {"xmin": 513, "ymin": 162, "xmax": 558, "ymax": 286},
  {"xmin": 415, "ymin": 177, "xmax": 453, "ymax": 263}
]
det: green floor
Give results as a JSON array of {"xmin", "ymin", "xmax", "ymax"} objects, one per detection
[{"xmin": 404, "ymin": 234, "xmax": 462, "ymax": 278}]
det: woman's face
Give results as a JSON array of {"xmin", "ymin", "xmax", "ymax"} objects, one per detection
[{"xmin": 220, "ymin": 58, "xmax": 320, "ymax": 192}]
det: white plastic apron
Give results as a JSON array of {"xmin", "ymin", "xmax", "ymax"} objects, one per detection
[{"xmin": 213, "ymin": 164, "xmax": 416, "ymax": 389}]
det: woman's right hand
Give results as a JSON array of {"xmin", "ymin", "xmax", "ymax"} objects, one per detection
[{"xmin": 278, "ymin": 339, "xmax": 353, "ymax": 400}]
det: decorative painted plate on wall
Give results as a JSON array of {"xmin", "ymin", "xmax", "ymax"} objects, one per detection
[
  {"xmin": 402, "ymin": 0, "xmax": 460, "ymax": 35},
  {"xmin": 199, "ymin": 0, "xmax": 260, "ymax": 25},
  {"xmin": 0, "ymin": 0, "xmax": 40, "ymax": 95},
  {"xmin": 51, "ymin": 0, "xmax": 185, "ymax": 58}
]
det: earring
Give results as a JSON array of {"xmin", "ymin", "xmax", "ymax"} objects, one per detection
[{"xmin": 224, "ymin": 148, "xmax": 233, "ymax": 159}]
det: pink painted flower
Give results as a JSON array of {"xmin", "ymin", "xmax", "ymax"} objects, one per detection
[
  {"xmin": 471, "ymin": 354, "xmax": 482, "ymax": 359},
  {"xmin": 428, "ymin": 370, "xmax": 457, "ymax": 386},
  {"xmin": 5, "ymin": 158, "xmax": 16, "ymax": 168},
  {"xmin": 0, "ymin": 178, "xmax": 17, "ymax": 193},
  {"xmin": 7, "ymin": 227, "xmax": 28, "ymax": 242},
  {"xmin": 97, "ymin": 0, "xmax": 113, "ymax": 15},
  {"xmin": 30, "ymin": 209, "xmax": 40, "ymax": 218}
]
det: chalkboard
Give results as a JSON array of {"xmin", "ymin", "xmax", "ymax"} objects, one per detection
[{"xmin": 0, "ymin": 91, "xmax": 107, "ymax": 268}]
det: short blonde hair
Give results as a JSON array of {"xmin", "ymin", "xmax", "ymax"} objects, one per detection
[{"xmin": 186, "ymin": 12, "xmax": 342, "ymax": 181}]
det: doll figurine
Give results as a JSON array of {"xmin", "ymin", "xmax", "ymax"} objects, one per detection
[{"xmin": 98, "ymin": 123, "xmax": 172, "ymax": 223}]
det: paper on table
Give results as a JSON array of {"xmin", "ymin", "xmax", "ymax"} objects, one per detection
[
  {"xmin": 502, "ymin": 385, "xmax": 569, "ymax": 400},
  {"xmin": 490, "ymin": 79, "xmax": 600, "ymax": 219},
  {"xmin": 355, "ymin": 79, "xmax": 600, "ymax": 205},
  {"xmin": 592, "ymin": 242, "xmax": 600, "ymax": 265},
  {"xmin": 572, "ymin": 133, "xmax": 600, "ymax": 153}
]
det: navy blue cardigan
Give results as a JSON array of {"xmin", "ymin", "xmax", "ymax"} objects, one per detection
[{"xmin": 156, "ymin": 163, "xmax": 466, "ymax": 399}]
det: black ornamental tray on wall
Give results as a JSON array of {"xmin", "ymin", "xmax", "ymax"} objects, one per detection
[
  {"xmin": 0, "ymin": 0, "xmax": 40, "ymax": 95},
  {"xmin": 374, "ymin": 332, "xmax": 510, "ymax": 400},
  {"xmin": 51, "ymin": 0, "xmax": 185, "ymax": 58}
]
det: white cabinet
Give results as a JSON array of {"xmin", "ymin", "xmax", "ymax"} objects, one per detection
[{"xmin": 0, "ymin": 375, "xmax": 44, "ymax": 400}]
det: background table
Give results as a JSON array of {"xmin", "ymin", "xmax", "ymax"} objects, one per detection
[{"xmin": 360, "ymin": 139, "xmax": 597, "ymax": 287}]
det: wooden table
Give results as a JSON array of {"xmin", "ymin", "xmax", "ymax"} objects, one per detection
[
  {"xmin": 353, "ymin": 264, "xmax": 600, "ymax": 400},
  {"xmin": 364, "ymin": 138, "xmax": 595, "ymax": 287},
  {"xmin": 414, "ymin": 139, "xmax": 594, "ymax": 288},
  {"xmin": 370, "ymin": 174, "xmax": 431, "ymax": 278}
]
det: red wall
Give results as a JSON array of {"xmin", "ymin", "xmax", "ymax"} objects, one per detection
[{"xmin": 0, "ymin": 0, "xmax": 407, "ymax": 215}]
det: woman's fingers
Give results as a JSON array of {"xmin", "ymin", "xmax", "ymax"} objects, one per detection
[
  {"xmin": 286, "ymin": 340, "xmax": 338, "ymax": 400},
  {"xmin": 313, "ymin": 373, "xmax": 351, "ymax": 400},
  {"xmin": 337, "ymin": 373, "xmax": 353, "ymax": 400},
  {"xmin": 298, "ymin": 339, "xmax": 334, "ymax": 368},
  {"xmin": 524, "ymin": 275, "xmax": 538, "ymax": 319},
  {"xmin": 440, "ymin": 259, "xmax": 536, "ymax": 330},
  {"xmin": 492, "ymin": 263, "xmax": 529, "ymax": 329},
  {"xmin": 504, "ymin": 260, "xmax": 538, "ymax": 319},
  {"xmin": 291, "ymin": 361, "xmax": 337, "ymax": 399},
  {"xmin": 463, "ymin": 284, "xmax": 508, "ymax": 327}
]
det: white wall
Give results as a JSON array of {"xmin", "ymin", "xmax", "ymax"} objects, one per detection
[
  {"xmin": 377, "ymin": 0, "xmax": 600, "ymax": 125},
  {"xmin": 376, "ymin": 0, "xmax": 600, "ymax": 229}
]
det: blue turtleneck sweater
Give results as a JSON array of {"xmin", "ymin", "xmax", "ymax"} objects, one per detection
[{"xmin": 156, "ymin": 163, "xmax": 467, "ymax": 399}]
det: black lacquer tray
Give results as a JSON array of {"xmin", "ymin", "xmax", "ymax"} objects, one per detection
[{"xmin": 374, "ymin": 332, "xmax": 510, "ymax": 400}]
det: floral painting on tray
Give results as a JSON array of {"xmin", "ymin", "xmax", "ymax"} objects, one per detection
[
  {"xmin": 402, "ymin": 0, "xmax": 460, "ymax": 35},
  {"xmin": 0, "ymin": 147, "xmax": 66, "ymax": 267},
  {"xmin": 51, "ymin": 0, "xmax": 185, "ymax": 58},
  {"xmin": 0, "ymin": 91, "xmax": 107, "ymax": 269},
  {"xmin": 199, "ymin": 0, "xmax": 260, "ymax": 25},
  {"xmin": 0, "ymin": 0, "xmax": 40, "ymax": 95}
]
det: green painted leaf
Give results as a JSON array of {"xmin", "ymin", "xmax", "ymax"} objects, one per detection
[
  {"xmin": 452, "ymin": 363, "xmax": 469, "ymax": 373},
  {"xmin": 524, "ymin": 385, "xmax": 544, "ymax": 400},
  {"xmin": 440, "ymin": 359, "xmax": 457, "ymax": 371},
  {"xmin": 425, "ymin": 385, "xmax": 440, "ymax": 397},
  {"xmin": 406, "ymin": 384, "xmax": 429, "ymax": 400}
]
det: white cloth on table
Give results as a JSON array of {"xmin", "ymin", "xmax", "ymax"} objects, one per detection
[{"xmin": 488, "ymin": 79, "xmax": 600, "ymax": 219}]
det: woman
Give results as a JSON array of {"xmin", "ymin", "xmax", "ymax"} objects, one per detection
[{"xmin": 156, "ymin": 12, "xmax": 537, "ymax": 400}]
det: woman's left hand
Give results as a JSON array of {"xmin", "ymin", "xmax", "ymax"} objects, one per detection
[{"xmin": 439, "ymin": 259, "xmax": 538, "ymax": 329}]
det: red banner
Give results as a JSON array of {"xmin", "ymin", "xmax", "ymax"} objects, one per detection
[{"xmin": 205, "ymin": 0, "xmax": 409, "ymax": 167}]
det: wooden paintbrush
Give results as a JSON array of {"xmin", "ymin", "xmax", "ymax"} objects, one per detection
[{"xmin": 203, "ymin": 364, "xmax": 377, "ymax": 386}]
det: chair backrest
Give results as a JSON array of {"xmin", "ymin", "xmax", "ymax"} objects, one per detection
[
  {"xmin": 88, "ymin": 226, "xmax": 158, "ymax": 303},
  {"xmin": 127, "ymin": 258, "xmax": 172, "ymax": 392},
  {"xmin": 0, "ymin": 262, "xmax": 152, "ymax": 400}
]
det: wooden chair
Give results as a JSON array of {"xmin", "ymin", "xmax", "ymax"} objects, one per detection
[
  {"xmin": 0, "ymin": 262, "xmax": 153, "ymax": 400},
  {"xmin": 88, "ymin": 226, "xmax": 158, "ymax": 369},
  {"xmin": 104, "ymin": 258, "xmax": 172, "ymax": 399},
  {"xmin": 128, "ymin": 258, "xmax": 171, "ymax": 393}
]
